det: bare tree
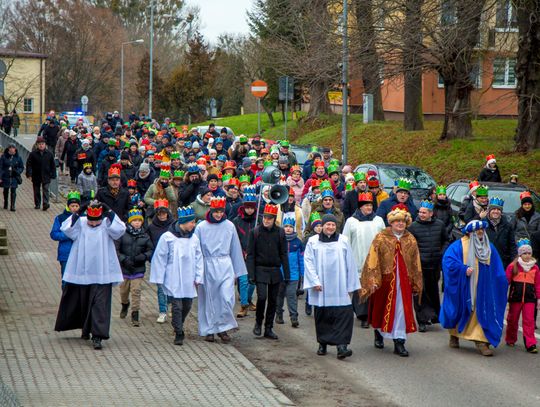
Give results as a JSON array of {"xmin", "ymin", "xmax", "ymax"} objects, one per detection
[{"xmin": 0, "ymin": 58, "xmax": 41, "ymax": 114}]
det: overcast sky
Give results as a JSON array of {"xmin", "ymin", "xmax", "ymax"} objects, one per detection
[{"xmin": 194, "ymin": 0, "xmax": 253, "ymax": 44}]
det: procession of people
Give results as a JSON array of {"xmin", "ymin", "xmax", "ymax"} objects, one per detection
[{"xmin": 1, "ymin": 112, "xmax": 539, "ymax": 359}]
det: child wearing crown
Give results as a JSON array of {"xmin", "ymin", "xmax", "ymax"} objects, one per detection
[
  {"xmin": 76, "ymin": 162, "xmax": 97, "ymax": 206},
  {"xmin": 505, "ymin": 239, "xmax": 540, "ymax": 353},
  {"xmin": 150, "ymin": 206, "xmax": 204, "ymax": 345},
  {"xmin": 116, "ymin": 208, "xmax": 154, "ymax": 327}
]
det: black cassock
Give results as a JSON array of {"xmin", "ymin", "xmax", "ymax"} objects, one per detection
[{"xmin": 314, "ymin": 305, "xmax": 354, "ymax": 346}]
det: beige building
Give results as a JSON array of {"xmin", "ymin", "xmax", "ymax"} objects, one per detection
[{"xmin": 0, "ymin": 48, "xmax": 47, "ymax": 131}]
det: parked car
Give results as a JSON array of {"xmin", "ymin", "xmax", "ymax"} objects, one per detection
[
  {"xmin": 61, "ymin": 112, "xmax": 93, "ymax": 129},
  {"xmin": 289, "ymin": 144, "xmax": 312, "ymax": 166},
  {"xmin": 354, "ymin": 163, "xmax": 437, "ymax": 204},
  {"xmin": 196, "ymin": 125, "xmax": 234, "ymax": 137}
]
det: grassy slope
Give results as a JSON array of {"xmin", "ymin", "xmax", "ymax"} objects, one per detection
[{"xmin": 195, "ymin": 114, "xmax": 540, "ymax": 190}]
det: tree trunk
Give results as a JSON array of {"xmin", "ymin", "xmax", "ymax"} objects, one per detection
[
  {"xmin": 403, "ymin": 0, "xmax": 424, "ymax": 131},
  {"xmin": 354, "ymin": 0, "xmax": 385, "ymax": 121},
  {"xmin": 441, "ymin": 81, "xmax": 473, "ymax": 140},
  {"xmin": 514, "ymin": 1, "xmax": 540, "ymax": 151},
  {"xmin": 307, "ymin": 80, "xmax": 331, "ymax": 118},
  {"xmin": 260, "ymin": 98, "xmax": 276, "ymax": 127}
]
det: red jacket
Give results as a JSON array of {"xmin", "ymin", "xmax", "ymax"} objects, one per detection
[{"xmin": 505, "ymin": 262, "xmax": 540, "ymax": 303}]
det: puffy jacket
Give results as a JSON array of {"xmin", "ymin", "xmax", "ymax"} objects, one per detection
[
  {"xmin": 479, "ymin": 166, "xmax": 502, "ymax": 182},
  {"xmin": 50, "ymin": 209, "xmax": 73, "ymax": 261},
  {"xmin": 408, "ymin": 218, "xmax": 449, "ymax": 270},
  {"xmin": 486, "ymin": 216, "xmax": 516, "ymax": 268},
  {"xmin": 147, "ymin": 211, "xmax": 174, "ymax": 248},
  {"xmin": 0, "ymin": 149, "xmax": 24, "ymax": 188},
  {"xmin": 375, "ymin": 195, "xmax": 418, "ymax": 226},
  {"xmin": 191, "ymin": 194, "xmax": 211, "ymax": 222},
  {"xmin": 513, "ymin": 210, "xmax": 540, "ymax": 241},
  {"xmin": 177, "ymin": 178, "xmax": 207, "ymax": 206},
  {"xmin": 116, "ymin": 227, "xmax": 154, "ymax": 276},
  {"xmin": 433, "ymin": 198, "xmax": 455, "ymax": 239},
  {"xmin": 506, "ymin": 262, "xmax": 540, "ymax": 303},
  {"xmin": 285, "ymin": 236, "xmax": 304, "ymax": 281}
]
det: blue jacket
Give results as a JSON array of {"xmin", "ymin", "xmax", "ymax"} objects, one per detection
[
  {"xmin": 376, "ymin": 194, "xmax": 418, "ymax": 226},
  {"xmin": 282, "ymin": 236, "xmax": 304, "ymax": 281},
  {"xmin": 0, "ymin": 150, "xmax": 24, "ymax": 188},
  {"xmin": 50, "ymin": 209, "xmax": 74, "ymax": 261}
]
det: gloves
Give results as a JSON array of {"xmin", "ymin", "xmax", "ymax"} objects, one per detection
[
  {"xmin": 106, "ymin": 209, "xmax": 115, "ymax": 223},
  {"xmin": 134, "ymin": 254, "xmax": 146, "ymax": 262}
]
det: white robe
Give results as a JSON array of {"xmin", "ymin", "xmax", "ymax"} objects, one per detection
[
  {"xmin": 61, "ymin": 215, "xmax": 126, "ymax": 285},
  {"xmin": 303, "ymin": 234, "xmax": 360, "ymax": 307},
  {"xmin": 194, "ymin": 219, "xmax": 247, "ymax": 336},
  {"xmin": 342, "ymin": 215, "xmax": 386, "ymax": 276},
  {"xmin": 149, "ymin": 231, "xmax": 204, "ymax": 299}
]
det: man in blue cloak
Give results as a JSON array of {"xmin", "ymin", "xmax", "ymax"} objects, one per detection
[{"xmin": 440, "ymin": 220, "xmax": 508, "ymax": 356}]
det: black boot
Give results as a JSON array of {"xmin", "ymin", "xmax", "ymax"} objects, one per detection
[
  {"xmin": 291, "ymin": 318, "xmax": 299, "ymax": 328},
  {"xmin": 131, "ymin": 311, "xmax": 140, "ymax": 327},
  {"xmin": 92, "ymin": 337, "xmax": 102, "ymax": 350},
  {"xmin": 393, "ymin": 339, "xmax": 409, "ymax": 357},
  {"xmin": 305, "ymin": 302, "xmax": 312, "ymax": 316},
  {"xmin": 174, "ymin": 331, "xmax": 184, "ymax": 346},
  {"xmin": 119, "ymin": 302, "xmax": 129, "ymax": 319},
  {"xmin": 3, "ymin": 189, "xmax": 8, "ymax": 210},
  {"xmin": 264, "ymin": 328, "xmax": 279, "ymax": 340},
  {"xmin": 253, "ymin": 322, "xmax": 262, "ymax": 336},
  {"xmin": 275, "ymin": 313, "xmax": 284, "ymax": 324},
  {"xmin": 9, "ymin": 190, "xmax": 16, "ymax": 212},
  {"xmin": 317, "ymin": 343, "xmax": 327, "ymax": 355},
  {"xmin": 374, "ymin": 330, "xmax": 384, "ymax": 349},
  {"xmin": 418, "ymin": 323, "xmax": 427, "ymax": 333},
  {"xmin": 337, "ymin": 345, "xmax": 353, "ymax": 360},
  {"xmin": 360, "ymin": 320, "xmax": 370, "ymax": 329}
]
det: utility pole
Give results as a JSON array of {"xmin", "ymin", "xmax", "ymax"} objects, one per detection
[
  {"xmin": 149, "ymin": 0, "xmax": 154, "ymax": 119},
  {"xmin": 341, "ymin": 0, "xmax": 349, "ymax": 164},
  {"xmin": 121, "ymin": 39, "xmax": 143, "ymax": 119}
]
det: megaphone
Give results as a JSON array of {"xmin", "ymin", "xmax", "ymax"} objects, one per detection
[
  {"xmin": 269, "ymin": 184, "xmax": 289, "ymax": 205},
  {"xmin": 262, "ymin": 165, "xmax": 282, "ymax": 184}
]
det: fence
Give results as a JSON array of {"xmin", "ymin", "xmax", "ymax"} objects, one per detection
[{"xmin": 0, "ymin": 129, "xmax": 59, "ymax": 203}]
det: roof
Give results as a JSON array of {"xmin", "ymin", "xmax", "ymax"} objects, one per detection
[{"xmin": 0, "ymin": 48, "xmax": 48, "ymax": 59}]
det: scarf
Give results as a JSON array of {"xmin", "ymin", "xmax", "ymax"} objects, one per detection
[
  {"xmin": 518, "ymin": 257, "xmax": 536, "ymax": 272},
  {"xmin": 109, "ymin": 187, "xmax": 119, "ymax": 198},
  {"xmin": 352, "ymin": 209, "xmax": 375, "ymax": 222},
  {"xmin": 206, "ymin": 210, "xmax": 227, "ymax": 224},
  {"xmin": 488, "ymin": 215, "xmax": 501, "ymax": 228},
  {"xmin": 285, "ymin": 232, "xmax": 298, "ymax": 241},
  {"xmin": 127, "ymin": 225, "xmax": 143, "ymax": 236},
  {"xmin": 473, "ymin": 199, "xmax": 487, "ymax": 215},
  {"xmin": 467, "ymin": 232, "xmax": 491, "ymax": 265}
]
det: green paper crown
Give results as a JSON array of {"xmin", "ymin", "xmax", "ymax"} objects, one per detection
[
  {"xmin": 396, "ymin": 178, "xmax": 412, "ymax": 191},
  {"xmin": 170, "ymin": 151, "xmax": 181, "ymax": 160},
  {"xmin": 280, "ymin": 140, "xmax": 290, "ymax": 148},
  {"xmin": 248, "ymin": 150, "xmax": 257, "ymax": 158},
  {"xmin": 239, "ymin": 174, "xmax": 250, "ymax": 184},
  {"xmin": 476, "ymin": 185, "xmax": 489, "ymax": 197},
  {"xmin": 345, "ymin": 183, "xmax": 353, "ymax": 191},
  {"xmin": 173, "ymin": 170, "xmax": 185, "ymax": 178},
  {"xmin": 354, "ymin": 172, "xmax": 366, "ymax": 182},
  {"xmin": 239, "ymin": 135, "xmax": 248, "ymax": 143},
  {"xmin": 436, "ymin": 185, "xmax": 447, "ymax": 195},
  {"xmin": 108, "ymin": 138, "xmax": 117, "ymax": 146},
  {"xmin": 310, "ymin": 146, "xmax": 319, "ymax": 153},
  {"xmin": 327, "ymin": 164, "xmax": 339, "ymax": 175},
  {"xmin": 329, "ymin": 159, "xmax": 340, "ymax": 166},
  {"xmin": 67, "ymin": 191, "xmax": 81, "ymax": 202},
  {"xmin": 263, "ymin": 160, "xmax": 273, "ymax": 168},
  {"xmin": 160, "ymin": 169, "xmax": 171, "ymax": 179},
  {"xmin": 320, "ymin": 180, "xmax": 332, "ymax": 191},
  {"xmin": 309, "ymin": 211, "xmax": 322, "ymax": 224},
  {"xmin": 222, "ymin": 174, "xmax": 233, "ymax": 182},
  {"xmin": 124, "ymin": 141, "xmax": 130, "ymax": 148}
]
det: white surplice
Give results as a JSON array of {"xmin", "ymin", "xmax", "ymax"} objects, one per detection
[
  {"xmin": 303, "ymin": 234, "xmax": 360, "ymax": 307},
  {"xmin": 149, "ymin": 231, "xmax": 204, "ymax": 299},
  {"xmin": 60, "ymin": 214, "xmax": 126, "ymax": 285},
  {"xmin": 194, "ymin": 219, "xmax": 247, "ymax": 336},
  {"xmin": 342, "ymin": 215, "xmax": 386, "ymax": 276}
]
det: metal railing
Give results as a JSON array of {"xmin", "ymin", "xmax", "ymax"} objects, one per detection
[{"xmin": 0, "ymin": 129, "xmax": 59, "ymax": 203}]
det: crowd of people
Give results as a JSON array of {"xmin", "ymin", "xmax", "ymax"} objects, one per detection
[{"xmin": 1, "ymin": 111, "xmax": 539, "ymax": 358}]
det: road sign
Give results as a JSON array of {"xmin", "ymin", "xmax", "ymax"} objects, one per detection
[
  {"xmin": 250, "ymin": 80, "xmax": 268, "ymax": 98},
  {"xmin": 278, "ymin": 76, "xmax": 294, "ymax": 101},
  {"xmin": 81, "ymin": 95, "xmax": 89, "ymax": 104},
  {"xmin": 81, "ymin": 103, "xmax": 88, "ymax": 113}
]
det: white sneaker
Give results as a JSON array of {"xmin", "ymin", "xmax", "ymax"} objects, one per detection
[{"xmin": 156, "ymin": 313, "xmax": 167, "ymax": 323}]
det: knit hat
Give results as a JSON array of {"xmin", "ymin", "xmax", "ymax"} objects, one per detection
[
  {"xmin": 139, "ymin": 162, "xmax": 150, "ymax": 173},
  {"xmin": 462, "ymin": 219, "xmax": 489, "ymax": 235},
  {"xmin": 321, "ymin": 214, "xmax": 337, "ymax": 226},
  {"xmin": 486, "ymin": 154, "xmax": 496, "ymax": 165},
  {"xmin": 192, "ymin": 141, "xmax": 200, "ymax": 149},
  {"xmin": 517, "ymin": 238, "xmax": 533, "ymax": 256},
  {"xmin": 177, "ymin": 206, "xmax": 195, "ymax": 224},
  {"xmin": 207, "ymin": 173, "xmax": 219, "ymax": 182},
  {"xmin": 67, "ymin": 191, "xmax": 81, "ymax": 205},
  {"xmin": 387, "ymin": 203, "xmax": 412, "ymax": 226},
  {"xmin": 309, "ymin": 212, "xmax": 322, "ymax": 228},
  {"xmin": 128, "ymin": 208, "xmax": 144, "ymax": 223}
]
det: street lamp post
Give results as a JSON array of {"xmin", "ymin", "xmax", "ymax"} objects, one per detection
[
  {"xmin": 149, "ymin": 0, "xmax": 155, "ymax": 119},
  {"xmin": 121, "ymin": 39, "xmax": 144, "ymax": 119},
  {"xmin": 341, "ymin": 0, "xmax": 349, "ymax": 165}
]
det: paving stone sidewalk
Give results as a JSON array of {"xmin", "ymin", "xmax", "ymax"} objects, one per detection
[{"xmin": 0, "ymin": 179, "xmax": 293, "ymax": 407}]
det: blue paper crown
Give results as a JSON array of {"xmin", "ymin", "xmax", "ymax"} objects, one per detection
[
  {"xmin": 321, "ymin": 189, "xmax": 334, "ymax": 199},
  {"xmin": 489, "ymin": 196, "xmax": 504, "ymax": 208},
  {"xmin": 128, "ymin": 208, "xmax": 143, "ymax": 218},
  {"xmin": 283, "ymin": 217, "xmax": 296, "ymax": 227},
  {"xmin": 184, "ymin": 141, "xmax": 192, "ymax": 148},
  {"xmin": 177, "ymin": 206, "xmax": 195, "ymax": 223},
  {"xmin": 517, "ymin": 238, "xmax": 531, "ymax": 249},
  {"xmin": 462, "ymin": 220, "xmax": 489, "ymax": 234},
  {"xmin": 187, "ymin": 163, "xmax": 200, "ymax": 173},
  {"xmin": 217, "ymin": 154, "xmax": 227, "ymax": 161},
  {"xmin": 243, "ymin": 193, "xmax": 257, "ymax": 203},
  {"xmin": 243, "ymin": 185, "xmax": 256, "ymax": 195},
  {"xmin": 419, "ymin": 200, "xmax": 434, "ymax": 211},
  {"xmin": 215, "ymin": 137, "xmax": 223, "ymax": 144}
]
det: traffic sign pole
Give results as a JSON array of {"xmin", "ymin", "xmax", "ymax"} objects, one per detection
[
  {"xmin": 257, "ymin": 99, "xmax": 261, "ymax": 135},
  {"xmin": 250, "ymin": 80, "xmax": 268, "ymax": 136},
  {"xmin": 284, "ymin": 76, "xmax": 289, "ymax": 140}
]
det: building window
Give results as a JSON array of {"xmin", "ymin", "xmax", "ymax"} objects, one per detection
[
  {"xmin": 437, "ymin": 60, "xmax": 482, "ymax": 89},
  {"xmin": 23, "ymin": 98, "xmax": 34, "ymax": 113},
  {"xmin": 441, "ymin": 0, "xmax": 457, "ymax": 25},
  {"xmin": 495, "ymin": 0, "xmax": 517, "ymax": 31},
  {"xmin": 493, "ymin": 58, "xmax": 516, "ymax": 88}
]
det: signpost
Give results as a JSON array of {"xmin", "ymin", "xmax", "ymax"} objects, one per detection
[
  {"xmin": 279, "ymin": 76, "xmax": 294, "ymax": 139},
  {"xmin": 81, "ymin": 95, "xmax": 89, "ymax": 114},
  {"xmin": 250, "ymin": 80, "xmax": 268, "ymax": 135}
]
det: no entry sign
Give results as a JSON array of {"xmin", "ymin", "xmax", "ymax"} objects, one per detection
[{"xmin": 251, "ymin": 80, "xmax": 268, "ymax": 98}]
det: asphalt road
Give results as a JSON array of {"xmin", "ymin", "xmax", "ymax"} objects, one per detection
[{"xmin": 234, "ymin": 304, "xmax": 540, "ymax": 407}]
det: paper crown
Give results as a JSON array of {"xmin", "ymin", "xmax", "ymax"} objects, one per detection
[
  {"xmin": 67, "ymin": 190, "xmax": 81, "ymax": 203},
  {"xmin": 177, "ymin": 206, "xmax": 195, "ymax": 223},
  {"xmin": 83, "ymin": 162, "xmax": 93, "ymax": 169},
  {"xmin": 327, "ymin": 165, "xmax": 339, "ymax": 175},
  {"xmin": 224, "ymin": 161, "xmax": 237, "ymax": 170},
  {"xmin": 486, "ymin": 154, "xmax": 496, "ymax": 162},
  {"xmin": 221, "ymin": 173, "xmax": 233, "ymax": 183},
  {"xmin": 476, "ymin": 185, "xmax": 489, "ymax": 197},
  {"xmin": 239, "ymin": 135, "xmax": 248, "ymax": 143},
  {"xmin": 329, "ymin": 159, "xmax": 340, "ymax": 166},
  {"xmin": 196, "ymin": 157, "xmax": 207, "ymax": 166},
  {"xmin": 239, "ymin": 174, "xmax": 251, "ymax": 184},
  {"xmin": 108, "ymin": 138, "xmax": 117, "ymax": 146},
  {"xmin": 243, "ymin": 193, "xmax": 258, "ymax": 204},
  {"xmin": 173, "ymin": 170, "xmax": 185, "ymax": 179},
  {"xmin": 128, "ymin": 208, "xmax": 144, "ymax": 223},
  {"xmin": 227, "ymin": 178, "xmax": 241, "ymax": 188},
  {"xmin": 187, "ymin": 163, "xmax": 200, "ymax": 173},
  {"xmin": 160, "ymin": 169, "xmax": 171, "ymax": 179},
  {"xmin": 387, "ymin": 203, "xmax": 412, "ymax": 226},
  {"xmin": 352, "ymin": 172, "xmax": 365, "ymax": 182},
  {"xmin": 263, "ymin": 203, "xmax": 279, "ymax": 216},
  {"xmin": 313, "ymin": 161, "xmax": 325, "ymax": 169},
  {"xmin": 87, "ymin": 203, "xmax": 103, "ymax": 220},
  {"xmin": 517, "ymin": 238, "xmax": 531, "ymax": 249},
  {"xmin": 210, "ymin": 197, "xmax": 227, "ymax": 209},
  {"xmin": 280, "ymin": 140, "xmax": 290, "ymax": 148},
  {"xmin": 248, "ymin": 150, "xmax": 258, "ymax": 158},
  {"xmin": 488, "ymin": 196, "xmax": 504, "ymax": 208},
  {"xmin": 263, "ymin": 160, "xmax": 273, "ymax": 167},
  {"xmin": 170, "ymin": 151, "xmax": 181, "ymax": 160},
  {"xmin": 520, "ymin": 191, "xmax": 532, "ymax": 202},
  {"xmin": 358, "ymin": 192, "xmax": 373, "ymax": 203},
  {"xmin": 367, "ymin": 177, "xmax": 379, "ymax": 188},
  {"xmin": 321, "ymin": 189, "xmax": 334, "ymax": 199},
  {"xmin": 283, "ymin": 216, "xmax": 296, "ymax": 227},
  {"xmin": 419, "ymin": 200, "xmax": 434, "ymax": 211},
  {"xmin": 154, "ymin": 199, "xmax": 169, "ymax": 209},
  {"xmin": 154, "ymin": 153, "xmax": 163, "ymax": 161},
  {"xmin": 108, "ymin": 164, "xmax": 121, "ymax": 178},
  {"xmin": 469, "ymin": 180, "xmax": 480, "ymax": 192},
  {"xmin": 320, "ymin": 180, "xmax": 332, "ymax": 191},
  {"xmin": 435, "ymin": 185, "xmax": 447, "ymax": 195},
  {"xmin": 462, "ymin": 219, "xmax": 489, "ymax": 234},
  {"xmin": 127, "ymin": 179, "xmax": 137, "ymax": 188},
  {"xmin": 243, "ymin": 185, "xmax": 256, "ymax": 195},
  {"xmin": 311, "ymin": 179, "xmax": 322, "ymax": 189},
  {"xmin": 309, "ymin": 211, "xmax": 322, "ymax": 226},
  {"xmin": 345, "ymin": 182, "xmax": 354, "ymax": 191},
  {"xmin": 396, "ymin": 178, "xmax": 412, "ymax": 192}
]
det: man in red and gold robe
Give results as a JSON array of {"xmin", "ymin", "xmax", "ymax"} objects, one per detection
[{"xmin": 360, "ymin": 203, "xmax": 422, "ymax": 357}]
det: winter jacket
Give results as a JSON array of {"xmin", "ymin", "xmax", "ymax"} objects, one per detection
[
  {"xmin": 129, "ymin": 151, "xmax": 143, "ymax": 168},
  {"xmin": 307, "ymin": 200, "xmax": 345, "ymax": 233},
  {"xmin": 43, "ymin": 124, "xmax": 60, "ymax": 148},
  {"xmin": 506, "ymin": 262, "xmax": 540, "ymax": 303},
  {"xmin": 26, "ymin": 149, "xmax": 56, "ymax": 184},
  {"xmin": 55, "ymin": 133, "xmax": 68, "ymax": 160},
  {"xmin": 116, "ymin": 226, "xmax": 154, "ymax": 277},
  {"xmin": 486, "ymin": 216, "xmax": 517, "ymax": 268},
  {"xmin": 462, "ymin": 199, "xmax": 487, "ymax": 224},
  {"xmin": 376, "ymin": 195, "xmax": 418, "ymax": 227},
  {"xmin": 191, "ymin": 195, "xmax": 211, "ymax": 222},
  {"xmin": 0, "ymin": 150, "xmax": 24, "ymax": 188},
  {"xmin": 61, "ymin": 138, "xmax": 80, "ymax": 167},
  {"xmin": 433, "ymin": 198, "xmax": 455, "ymax": 239},
  {"xmin": 74, "ymin": 147, "xmax": 96, "ymax": 173},
  {"xmin": 513, "ymin": 210, "xmax": 540, "ymax": 241},
  {"xmin": 50, "ymin": 209, "xmax": 73, "ymax": 262},
  {"xmin": 408, "ymin": 218, "xmax": 449, "ymax": 270},
  {"xmin": 225, "ymin": 195, "xmax": 242, "ymax": 220},
  {"xmin": 120, "ymin": 163, "xmax": 136, "ymax": 187},
  {"xmin": 143, "ymin": 179, "xmax": 177, "ymax": 209},
  {"xmin": 301, "ymin": 173, "xmax": 337, "ymax": 199},
  {"xmin": 479, "ymin": 166, "xmax": 502, "ymax": 183},
  {"xmin": 147, "ymin": 211, "xmax": 174, "ymax": 248},
  {"xmin": 135, "ymin": 169, "xmax": 156, "ymax": 197},
  {"xmin": 95, "ymin": 186, "xmax": 131, "ymax": 221},
  {"xmin": 302, "ymin": 159, "xmax": 315, "ymax": 181},
  {"xmin": 177, "ymin": 178, "xmax": 207, "ymax": 206},
  {"xmin": 76, "ymin": 172, "xmax": 98, "ymax": 201},
  {"xmin": 246, "ymin": 223, "xmax": 290, "ymax": 284},
  {"xmin": 286, "ymin": 176, "xmax": 304, "ymax": 204},
  {"xmin": 232, "ymin": 207, "xmax": 257, "ymax": 257},
  {"xmin": 285, "ymin": 236, "xmax": 304, "ymax": 281}
]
